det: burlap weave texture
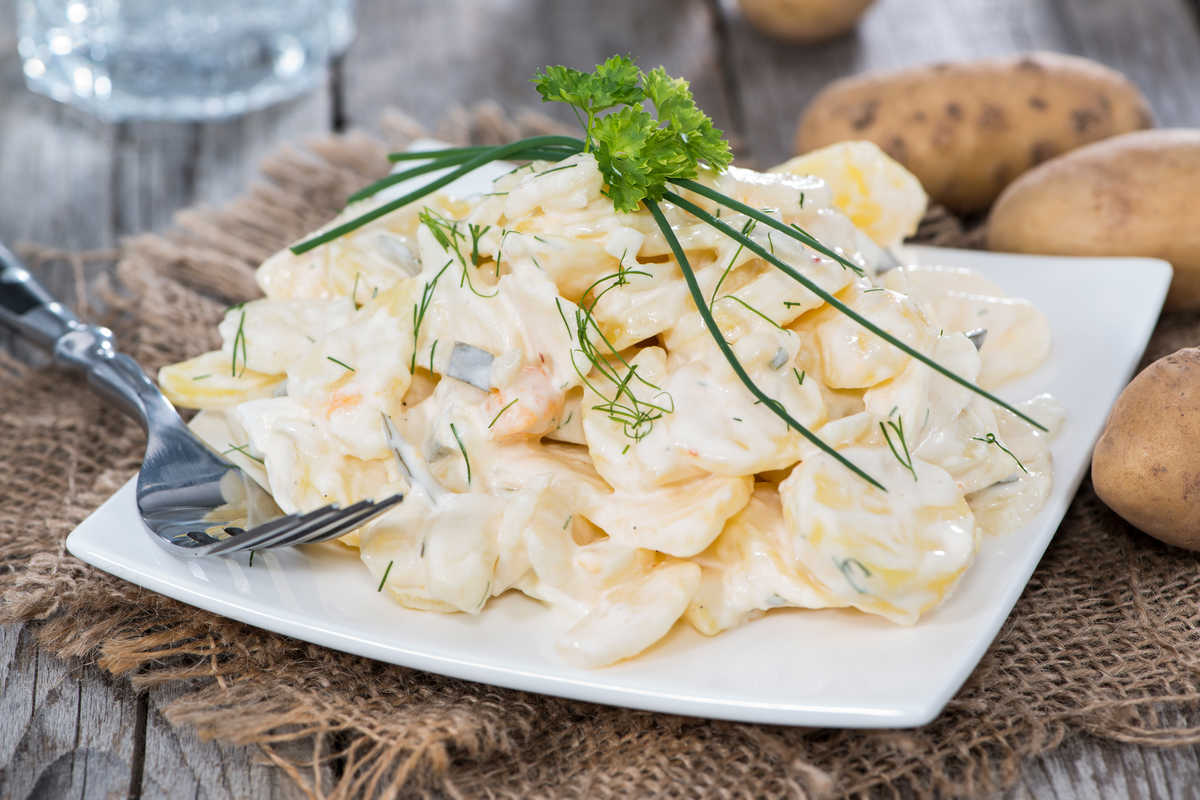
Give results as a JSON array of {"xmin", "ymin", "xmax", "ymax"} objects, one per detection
[{"xmin": 4, "ymin": 105, "xmax": 1200, "ymax": 799}]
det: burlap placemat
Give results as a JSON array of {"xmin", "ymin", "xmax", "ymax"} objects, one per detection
[{"xmin": 4, "ymin": 105, "xmax": 1200, "ymax": 799}]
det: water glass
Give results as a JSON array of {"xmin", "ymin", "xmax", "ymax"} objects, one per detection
[{"xmin": 17, "ymin": 0, "xmax": 355, "ymax": 120}]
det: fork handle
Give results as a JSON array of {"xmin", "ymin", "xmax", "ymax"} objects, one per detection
[
  {"xmin": 0, "ymin": 241, "xmax": 82, "ymax": 347},
  {"xmin": 0, "ymin": 242, "xmax": 173, "ymax": 430}
]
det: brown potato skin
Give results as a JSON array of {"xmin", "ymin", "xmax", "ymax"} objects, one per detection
[
  {"xmin": 738, "ymin": 0, "xmax": 874, "ymax": 42},
  {"xmin": 795, "ymin": 52, "xmax": 1153, "ymax": 213},
  {"xmin": 1092, "ymin": 348, "xmax": 1200, "ymax": 550},
  {"xmin": 988, "ymin": 129, "xmax": 1200, "ymax": 310}
]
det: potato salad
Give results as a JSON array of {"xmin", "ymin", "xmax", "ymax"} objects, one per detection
[{"xmin": 161, "ymin": 143, "xmax": 1060, "ymax": 667}]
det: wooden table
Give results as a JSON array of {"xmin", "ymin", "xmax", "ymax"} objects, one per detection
[{"xmin": 3, "ymin": 0, "xmax": 1200, "ymax": 796}]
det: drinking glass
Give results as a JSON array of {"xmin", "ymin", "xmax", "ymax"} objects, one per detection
[{"xmin": 17, "ymin": 0, "xmax": 355, "ymax": 120}]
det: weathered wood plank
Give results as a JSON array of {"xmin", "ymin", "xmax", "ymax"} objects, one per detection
[
  {"xmin": 140, "ymin": 683, "xmax": 317, "ymax": 800},
  {"xmin": 1006, "ymin": 728, "xmax": 1200, "ymax": 800},
  {"xmin": 341, "ymin": 0, "xmax": 735, "ymax": 140},
  {"xmin": 717, "ymin": 0, "xmax": 1200, "ymax": 165},
  {"xmin": 112, "ymin": 94, "xmax": 331, "ymax": 238},
  {"xmin": 0, "ymin": 624, "xmax": 140, "ymax": 800},
  {"xmin": 1053, "ymin": 0, "xmax": 1200, "ymax": 126},
  {"xmin": 0, "ymin": 48, "xmax": 116, "ymax": 302}
]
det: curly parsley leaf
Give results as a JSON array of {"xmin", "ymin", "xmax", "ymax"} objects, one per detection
[
  {"xmin": 591, "ymin": 106, "xmax": 690, "ymax": 211},
  {"xmin": 532, "ymin": 55, "xmax": 644, "ymax": 140},
  {"xmin": 534, "ymin": 56, "xmax": 734, "ymax": 212},
  {"xmin": 642, "ymin": 67, "xmax": 732, "ymax": 172}
]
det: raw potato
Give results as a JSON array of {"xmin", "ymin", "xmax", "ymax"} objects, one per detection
[
  {"xmin": 738, "ymin": 0, "xmax": 874, "ymax": 42},
  {"xmin": 1092, "ymin": 348, "xmax": 1200, "ymax": 551},
  {"xmin": 795, "ymin": 52, "xmax": 1153, "ymax": 213},
  {"xmin": 988, "ymin": 129, "xmax": 1200, "ymax": 310}
]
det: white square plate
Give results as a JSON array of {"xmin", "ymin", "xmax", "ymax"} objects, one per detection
[{"xmin": 65, "ymin": 175, "xmax": 1170, "ymax": 727}]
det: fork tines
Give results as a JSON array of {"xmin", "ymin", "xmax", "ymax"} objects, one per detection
[{"xmin": 204, "ymin": 494, "xmax": 404, "ymax": 556}]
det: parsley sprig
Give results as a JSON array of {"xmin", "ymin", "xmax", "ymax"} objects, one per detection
[
  {"xmin": 288, "ymin": 55, "xmax": 1045, "ymax": 491},
  {"xmin": 535, "ymin": 57, "xmax": 731, "ymax": 211}
]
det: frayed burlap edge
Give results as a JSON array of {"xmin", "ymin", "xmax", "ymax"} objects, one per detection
[{"xmin": 5, "ymin": 104, "xmax": 1200, "ymax": 799}]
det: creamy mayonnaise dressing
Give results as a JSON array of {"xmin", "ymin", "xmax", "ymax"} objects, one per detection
[{"xmin": 160, "ymin": 150, "xmax": 1059, "ymax": 668}]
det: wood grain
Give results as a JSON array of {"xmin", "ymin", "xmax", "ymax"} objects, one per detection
[
  {"xmin": 140, "ymin": 683, "xmax": 317, "ymax": 800},
  {"xmin": 0, "ymin": 625, "xmax": 139, "ymax": 799},
  {"xmin": 3, "ymin": 0, "xmax": 1200, "ymax": 796},
  {"xmin": 341, "ymin": 0, "xmax": 736, "ymax": 141},
  {"xmin": 717, "ymin": 0, "xmax": 1200, "ymax": 164}
]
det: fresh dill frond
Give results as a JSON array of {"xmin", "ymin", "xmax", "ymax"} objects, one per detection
[
  {"xmin": 468, "ymin": 223, "xmax": 491, "ymax": 267},
  {"xmin": 880, "ymin": 416, "xmax": 917, "ymax": 482},
  {"xmin": 326, "ymin": 356, "xmax": 356, "ymax": 372},
  {"xmin": 222, "ymin": 443, "xmax": 264, "ymax": 464},
  {"xmin": 972, "ymin": 432, "xmax": 1029, "ymax": 474},
  {"xmin": 488, "ymin": 398, "xmax": 519, "ymax": 429},
  {"xmin": 558, "ymin": 269, "xmax": 675, "ymax": 442},
  {"xmin": 191, "ymin": 374, "xmax": 212, "ymax": 381},
  {"xmin": 793, "ymin": 368, "xmax": 805, "ymax": 386},
  {"xmin": 716, "ymin": 295, "xmax": 784, "ymax": 330},
  {"xmin": 450, "ymin": 422, "xmax": 471, "ymax": 484},
  {"xmin": 410, "ymin": 260, "xmax": 453, "ymax": 373},
  {"xmin": 709, "ymin": 218, "xmax": 756, "ymax": 307},
  {"xmin": 230, "ymin": 309, "xmax": 248, "ymax": 378},
  {"xmin": 534, "ymin": 163, "xmax": 578, "ymax": 179},
  {"xmin": 419, "ymin": 208, "xmax": 498, "ymax": 299}
]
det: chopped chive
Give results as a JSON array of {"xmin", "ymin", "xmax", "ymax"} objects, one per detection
[
  {"xmin": 348, "ymin": 155, "xmax": 476, "ymax": 204},
  {"xmin": 191, "ymin": 374, "xmax": 212, "ymax": 381},
  {"xmin": 836, "ymin": 556, "xmax": 871, "ymax": 594},
  {"xmin": 663, "ymin": 189, "xmax": 1046, "ymax": 433},
  {"xmin": 670, "ymin": 178, "xmax": 865, "ymax": 277},
  {"xmin": 377, "ymin": 560, "xmax": 393, "ymax": 592},
  {"xmin": 646, "ymin": 199, "xmax": 885, "ymax": 492},
  {"xmin": 326, "ymin": 356, "xmax": 355, "ymax": 372},
  {"xmin": 386, "ymin": 144, "xmax": 492, "ymax": 162},
  {"xmin": 292, "ymin": 135, "xmax": 585, "ymax": 254},
  {"xmin": 248, "ymin": 551, "xmax": 255, "ymax": 567}
]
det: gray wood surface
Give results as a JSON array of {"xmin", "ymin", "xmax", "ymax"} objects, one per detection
[{"xmin": 3, "ymin": 0, "xmax": 1200, "ymax": 797}]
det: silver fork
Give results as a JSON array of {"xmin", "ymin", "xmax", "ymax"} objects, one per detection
[{"xmin": 0, "ymin": 242, "xmax": 402, "ymax": 556}]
